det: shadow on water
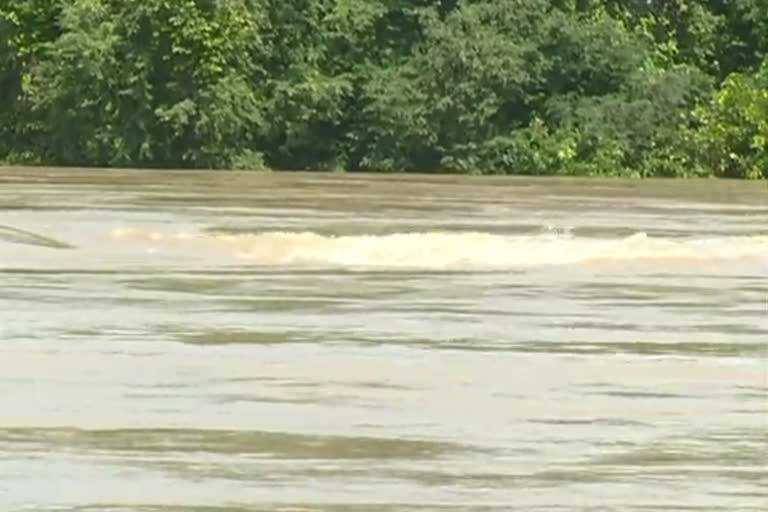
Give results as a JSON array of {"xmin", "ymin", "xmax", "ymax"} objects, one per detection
[
  {"xmin": 0, "ymin": 224, "xmax": 75, "ymax": 249},
  {"xmin": 506, "ymin": 340, "xmax": 768, "ymax": 357},
  {"xmin": 587, "ymin": 428, "xmax": 768, "ymax": 476},
  {"xmin": 0, "ymin": 428, "xmax": 465, "ymax": 459},
  {"xmin": 58, "ymin": 506, "xmax": 519, "ymax": 512},
  {"xmin": 174, "ymin": 329, "xmax": 299, "ymax": 345}
]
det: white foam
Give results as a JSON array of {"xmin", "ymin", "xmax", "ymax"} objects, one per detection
[{"xmin": 110, "ymin": 228, "xmax": 768, "ymax": 269}]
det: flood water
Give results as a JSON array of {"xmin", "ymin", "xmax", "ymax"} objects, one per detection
[{"xmin": 1, "ymin": 167, "xmax": 766, "ymax": 511}]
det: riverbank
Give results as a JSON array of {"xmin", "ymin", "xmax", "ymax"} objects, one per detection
[{"xmin": 1, "ymin": 163, "xmax": 766, "ymax": 180}]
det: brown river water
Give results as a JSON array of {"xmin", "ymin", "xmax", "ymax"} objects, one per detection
[{"xmin": 0, "ymin": 167, "xmax": 766, "ymax": 511}]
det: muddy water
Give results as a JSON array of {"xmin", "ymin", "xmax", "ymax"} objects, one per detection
[{"xmin": 0, "ymin": 168, "xmax": 766, "ymax": 511}]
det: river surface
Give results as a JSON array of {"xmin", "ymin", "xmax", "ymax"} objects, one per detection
[{"xmin": 1, "ymin": 167, "xmax": 766, "ymax": 511}]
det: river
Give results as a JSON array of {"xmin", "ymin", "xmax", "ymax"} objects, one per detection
[{"xmin": 1, "ymin": 167, "xmax": 766, "ymax": 511}]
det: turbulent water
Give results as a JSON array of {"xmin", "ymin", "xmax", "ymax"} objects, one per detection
[{"xmin": 1, "ymin": 168, "xmax": 766, "ymax": 511}]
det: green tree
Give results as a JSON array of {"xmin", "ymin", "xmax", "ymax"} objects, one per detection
[
  {"xmin": 0, "ymin": 0, "xmax": 765, "ymax": 177},
  {"xmin": 360, "ymin": 0, "xmax": 697, "ymax": 175},
  {"xmin": 0, "ymin": 0, "xmax": 61, "ymax": 163},
  {"xmin": 258, "ymin": 0, "xmax": 435, "ymax": 170},
  {"xmin": 694, "ymin": 60, "xmax": 768, "ymax": 179},
  {"xmin": 24, "ymin": 0, "xmax": 267, "ymax": 168}
]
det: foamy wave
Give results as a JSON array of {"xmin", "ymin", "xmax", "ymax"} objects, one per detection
[{"xmin": 110, "ymin": 228, "xmax": 768, "ymax": 268}]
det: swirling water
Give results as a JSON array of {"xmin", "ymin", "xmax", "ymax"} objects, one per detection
[{"xmin": 1, "ymin": 168, "xmax": 766, "ymax": 511}]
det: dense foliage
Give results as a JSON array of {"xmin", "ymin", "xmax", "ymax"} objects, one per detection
[{"xmin": 1, "ymin": 0, "xmax": 766, "ymax": 177}]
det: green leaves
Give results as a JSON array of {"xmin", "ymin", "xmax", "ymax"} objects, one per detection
[
  {"xmin": 0, "ymin": 0, "xmax": 61, "ymax": 162},
  {"xmin": 9, "ymin": 0, "xmax": 267, "ymax": 168},
  {"xmin": 0, "ymin": 0, "xmax": 765, "ymax": 177},
  {"xmin": 360, "ymin": 0, "xmax": 670, "ymax": 175},
  {"xmin": 694, "ymin": 61, "xmax": 768, "ymax": 179}
]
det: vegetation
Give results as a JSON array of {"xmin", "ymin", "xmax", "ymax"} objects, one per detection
[{"xmin": 0, "ymin": 0, "xmax": 766, "ymax": 177}]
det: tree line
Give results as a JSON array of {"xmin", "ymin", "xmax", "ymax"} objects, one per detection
[{"xmin": 1, "ymin": 0, "xmax": 766, "ymax": 177}]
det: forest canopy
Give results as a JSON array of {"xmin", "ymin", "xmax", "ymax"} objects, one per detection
[{"xmin": 1, "ymin": 0, "xmax": 766, "ymax": 177}]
